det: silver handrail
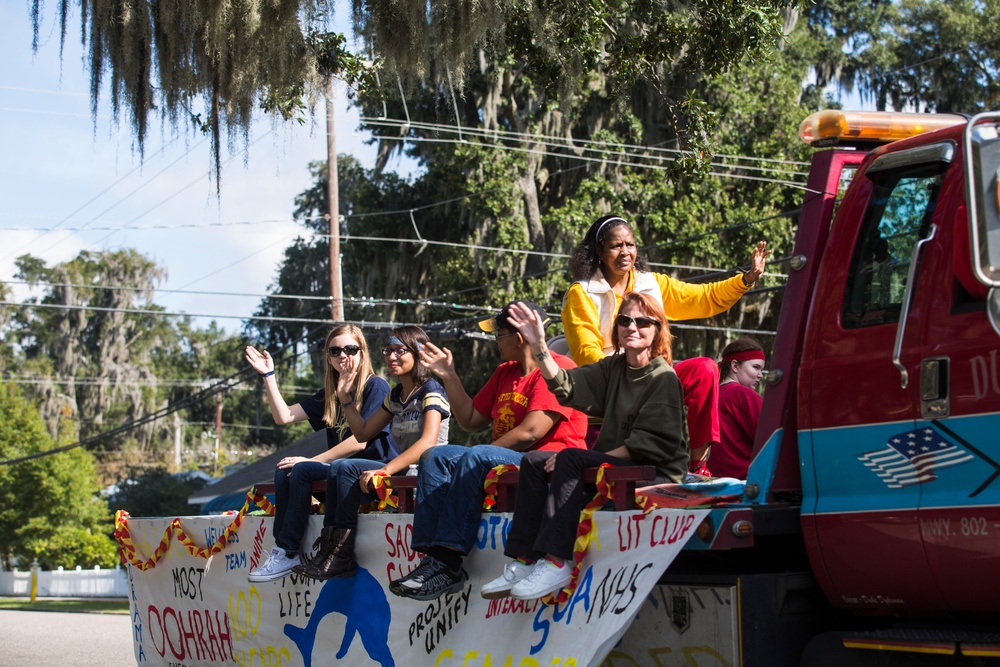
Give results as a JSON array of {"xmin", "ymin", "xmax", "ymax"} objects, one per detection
[{"xmin": 893, "ymin": 223, "xmax": 937, "ymax": 388}]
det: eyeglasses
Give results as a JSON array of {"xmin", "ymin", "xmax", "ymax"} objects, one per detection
[
  {"xmin": 328, "ymin": 345, "xmax": 362, "ymax": 357},
  {"xmin": 615, "ymin": 314, "xmax": 659, "ymax": 329},
  {"xmin": 493, "ymin": 330, "xmax": 519, "ymax": 341},
  {"xmin": 382, "ymin": 347, "xmax": 412, "ymax": 358}
]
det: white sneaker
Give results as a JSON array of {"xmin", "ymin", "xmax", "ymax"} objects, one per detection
[
  {"xmin": 248, "ymin": 546, "xmax": 300, "ymax": 582},
  {"xmin": 480, "ymin": 560, "xmax": 533, "ymax": 600},
  {"xmin": 511, "ymin": 559, "xmax": 572, "ymax": 600}
]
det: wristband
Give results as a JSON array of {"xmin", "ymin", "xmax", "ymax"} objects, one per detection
[
  {"xmin": 260, "ymin": 370, "xmax": 275, "ymax": 378},
  {"xmin": 340, "ymin": 398, "xmax": 355, "ymax": 408}
]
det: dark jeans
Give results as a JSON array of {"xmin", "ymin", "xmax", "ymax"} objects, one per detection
[
  {"xmin": 272, "ymin": 458, "xmax": 387, "ymax": 553},
  {"xmin": 325, "ymin": 458, "xmax": 383, "ymax": 530},
  {"xmin": 272, "ymin": 460, "xmax": 329, "ymax": 555},
  {"xmin": 503, "ymin": 448, "xmax": 632, "ymax": 561}
]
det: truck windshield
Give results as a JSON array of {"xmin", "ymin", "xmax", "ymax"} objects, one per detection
[{"xmin": 842, "ymin": 162, "xmax": 947, "ymax": 328}]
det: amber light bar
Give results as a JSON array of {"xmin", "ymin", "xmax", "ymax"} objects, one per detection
[{"xmin": 799, "ymin": 110, "xmax": 966, "ymax": 146}]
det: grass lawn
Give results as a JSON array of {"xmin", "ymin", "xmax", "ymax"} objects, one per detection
[{"xmin": 0, "ymin": 597, "xmax": 130, "ymax": 614}]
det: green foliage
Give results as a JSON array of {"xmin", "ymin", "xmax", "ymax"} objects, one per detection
[
  {"xmin": 11, "ymin": 249, "xmax": 168, "ymax": 446},
  {"xmin": 31, "ymin": 2, "xmax": 377, "ymax": 184},
  {"xmin": 107, "ymin": 467, "xmax": 208, "ymax": 519},
  {"xmin": 806, "ymin": 0, "xmax": 1000, "ymax": 113},
  {"xmin": 4, "ymin": 250, "xmax": 273, "ymax": 467},
  {"xmin": 0, "ymin": 383, "xmax": 114, "ymax": 570},
  {"xmin": 21, "ymin": 524, "xmax": 118, "ymax": 570}
]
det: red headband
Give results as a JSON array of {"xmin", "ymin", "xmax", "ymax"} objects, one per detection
[{"xmin": 723, "ymin": 350, "xmax": 765, "ymax": 364}]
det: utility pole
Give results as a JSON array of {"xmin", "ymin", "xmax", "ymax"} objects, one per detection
[
  {"xmin": 327, "ymin": 78, "xmax": 344, "ymax": 322},
  {"xmin": 214, "ymin": 393, "xmax": 223, "ymax": 476},
  {"xmin": 173, "ymin": 411, "xmax": 182, "ymax": 468}
]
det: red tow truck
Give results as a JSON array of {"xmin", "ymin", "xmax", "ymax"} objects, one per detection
[{"xmin": 615, "ymin": 110, "xmax": 1000, "ymax": 666}]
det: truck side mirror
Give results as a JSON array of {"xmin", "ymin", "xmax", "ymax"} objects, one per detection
[{"xmin": 963, "ymin": 113, "xmax": 1000, "ymax": 287}]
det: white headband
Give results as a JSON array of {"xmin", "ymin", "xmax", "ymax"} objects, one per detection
[{"xmin": 594, "ymin": 216, "xmax": 629, "ymax": 246}]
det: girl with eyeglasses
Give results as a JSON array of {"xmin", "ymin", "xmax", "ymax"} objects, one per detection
[
  {"xmin": 244, "ymin": 324, "xmax": 394, "ymax": 582},
  {"xmin": 561, "ymin": 214, "xmax": 770, "ymax": 476},
  {"xmin": 296, "ymin": 325, "xmax": 451, "ymax": 580},
  {"xmin": 479, "ymin": 293, "xmax": 688, "ymax": 601}
]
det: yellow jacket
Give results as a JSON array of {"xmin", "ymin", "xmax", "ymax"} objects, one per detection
[{"xmin": 561, "ymin": 269, "xmax": 748, "ymax": 366}]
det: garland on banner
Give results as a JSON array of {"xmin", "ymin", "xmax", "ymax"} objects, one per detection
[
  {"xmin": 482, "ymin": 464, "xmax": 518, "ymax": 510},
  {"xmin": 371, "ymin": 472, "xmax": 399, "ymax": 510},
  {"xmin": 113, "ymin": 487, "xmax": 274, "ymax": 571},
  {"xmin": 543, "ymin": 463, "xmax": 614, "ymax": 606}
]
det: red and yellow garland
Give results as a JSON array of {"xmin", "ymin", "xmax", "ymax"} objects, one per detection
[
  {"xmin": 482, "ymin": 463, "xmax": 519, "ymax": 510},
  {"xmin": 113, "ymin": 486, "xmax": 274, "ymax": 571},
  {"xmin": 370, "ymin": 472, "xmax": 398, "ymax": 511},
  {"xmin": 542, "ymin": 463, "xmax": 615, "ymax": 606}
]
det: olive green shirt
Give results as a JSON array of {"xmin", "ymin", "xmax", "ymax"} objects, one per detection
[{"xmin": 544, "ymin": 354, "xmax": 689, "ymax": 482}]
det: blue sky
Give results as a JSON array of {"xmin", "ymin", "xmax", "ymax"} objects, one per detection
[{"xmin": 0, "ymin": 4, "xmax": 411, "ymax": 335}]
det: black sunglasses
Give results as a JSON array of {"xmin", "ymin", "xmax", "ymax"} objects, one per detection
[
  {"xmin": 328, "ymin": 345, "xmax": 362, "ymax": 357},
  {"xmin": 615, "ymin": 314, "xmax": 659, "ymax": 329}
]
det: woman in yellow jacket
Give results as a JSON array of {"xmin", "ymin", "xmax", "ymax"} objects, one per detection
[{"xmin": 561, "ymin": 214, "xmax": 769, "ymax": 474}]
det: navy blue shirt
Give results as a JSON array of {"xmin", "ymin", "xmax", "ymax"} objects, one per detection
[{"xmin": 298, "ymin": 375, "xmax": 396, "ymax": 462}]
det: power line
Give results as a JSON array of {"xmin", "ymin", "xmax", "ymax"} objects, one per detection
[
  {"xmin": 0, "ymin": 85, "xmax": 88, "ymax": 96},
  {"xmin": 1, "ymin": 376, "xmax": 228, "ymax": 388},
  {"xmin": 0, "ymin": 322, "xmax": 329, "ymax": 467},
  {"xmin": 1, "ymin": 280, "xmax": 498, "ymax": 310},
  {"xmin": 883, "ymin": 36, "xmax": 1000, "ymax": 78},
  {"xmin": 361, "ymin": 116, "xmax": 812, "ymax": 172},
  {"xmin": 0, "ymin": 136, "xmax": 199, "ymax": 265},
  {"xmin": 0, "ymin": 300, "xmax": 425, "ymax": 328},
  {"xmin": 370, "ymin": 132, "xmax": 809, "ymax": 189},
  {"xmin": 0, "ymin": 217, "xmax": 308, "ymax": 232}
]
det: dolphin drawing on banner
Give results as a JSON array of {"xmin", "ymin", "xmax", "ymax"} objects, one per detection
[{"xmin": 284, "ymin": 567, "xmax": 395, "ymax": 667}]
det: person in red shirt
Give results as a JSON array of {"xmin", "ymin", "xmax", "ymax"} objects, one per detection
[
  {"xmin": 713, "ymin": 338, "xmax": 765, "ymax": 479},
  {"xmin": 389, "ymin": 300, "xmax": 588, "ymax": 601}
]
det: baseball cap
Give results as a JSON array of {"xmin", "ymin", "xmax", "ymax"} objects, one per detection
[{"xmin": 478, "ymin": 300, "xmax": 550, "ymax": 333}]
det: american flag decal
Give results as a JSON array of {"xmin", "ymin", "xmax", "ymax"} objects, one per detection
[{"xmin": 858, "ymin": 427, "xmax": 974, "ymax": 488}]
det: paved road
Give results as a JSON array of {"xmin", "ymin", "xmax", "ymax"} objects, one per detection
[{"xmin": 0, "ymin": 609, "xmax": 136, "ymax": 666}]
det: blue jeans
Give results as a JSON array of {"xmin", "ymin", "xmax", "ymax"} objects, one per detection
[
  {"xmin": 325, "ymin": 458, "xmax": 384, "ymax": 530},
  {"xmin": 272, "ymin": 460, "xmax": 329, "ymax": 555},
  {"xmin": 411, "ymin": 444, "xmax": 523, "ymax": 555}
]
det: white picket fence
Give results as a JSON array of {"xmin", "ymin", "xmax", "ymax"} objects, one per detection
[{"xmin": 0, "ymin": 565, "xmax": 128, "ymax": 598}]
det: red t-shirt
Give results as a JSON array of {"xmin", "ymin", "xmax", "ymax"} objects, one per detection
[
  {"xmin": 714, "ymin": 381, "xmax": 763, "ymax": 479},
  {"xmin": 472, "ymin": 353, "xmax": 588, "ymax": 452}
]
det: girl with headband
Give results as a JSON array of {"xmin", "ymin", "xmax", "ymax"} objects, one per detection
[
  {"xmin": 245, "ymin": 325, "xmax": 394, "ymax": 582},
  {"xmin": 561, "ymin": 214, "xmax": 770, "ymax": 475},
  {"xmin": 299, "ymin": 325, "xmax": 451, "ymax": 579},
  {"xmin": 713, "ymin": 337, "xmax": 766, "ymax": 479}
]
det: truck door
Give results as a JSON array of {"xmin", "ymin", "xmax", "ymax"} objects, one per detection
[
  {"xmin": 800, "ymin": 142, "xmax": 955, "ymax": 614},
  {"xmin": 911, "ymin": 149, "xmax": 1000, "ymax": 613}
]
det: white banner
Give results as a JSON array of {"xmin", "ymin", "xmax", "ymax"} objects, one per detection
[{"xmin": 122, "ymin": 507, "xmax": 707, "ymax": 666}]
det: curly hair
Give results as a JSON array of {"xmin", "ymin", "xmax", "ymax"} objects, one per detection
[
  {"xmin": 610, "ymin": 291, "xmax": 673, "ymax": 365},
  {"xmin": 568, "ymin": 215, "xmax": 649, "ymax": 281}
]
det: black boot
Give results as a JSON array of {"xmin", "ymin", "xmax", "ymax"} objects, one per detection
[
  {"xmin": 303, "ymin": 528, "xmax": 356, "ymax": 580},
  {"xmin": 293, "ymin": 526, "xmax": 335, "ymax": 577}
]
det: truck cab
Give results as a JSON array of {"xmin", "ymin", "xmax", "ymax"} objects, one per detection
[
  {"xmin": 635, "ymin": 111, "xmax": 1000, "ymax": 666},
  {"xmin": 796, "ymin": 112, "xmax": 1000, "ymax": 622}
]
